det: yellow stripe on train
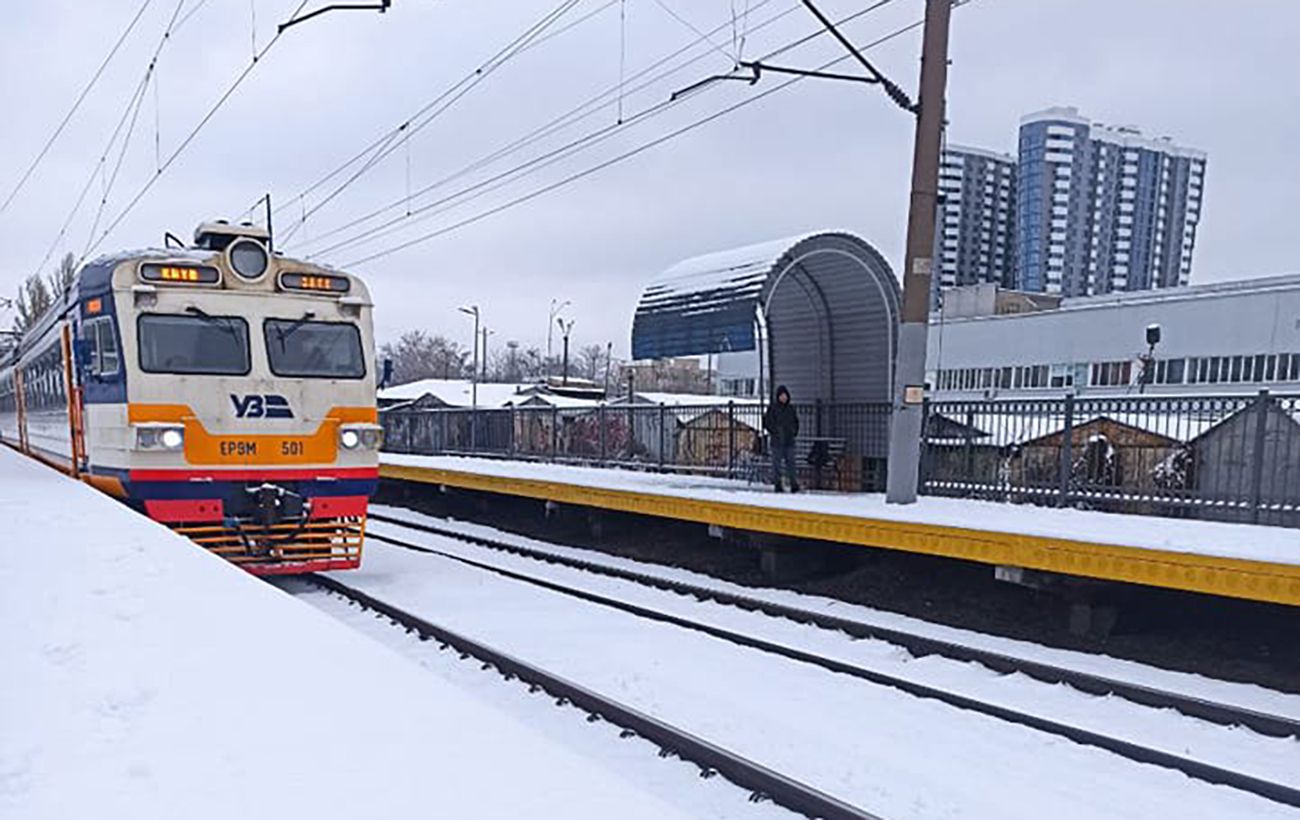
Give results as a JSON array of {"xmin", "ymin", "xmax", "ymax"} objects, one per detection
[{"xmin": 127, "ymin": 404, "xmax": 377, "ymax": 466}]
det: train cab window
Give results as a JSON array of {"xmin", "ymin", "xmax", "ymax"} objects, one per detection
[
  {"xmin": 83, "ymin": 317, "xmax": 119, "ymax": 376},
  {"xmin": 138, "ymin": 314, "xmax": 250, "ymax": 375},
  {"xmin": 263, "ymin": 319, "xmax": 365, "ymax": 379}
]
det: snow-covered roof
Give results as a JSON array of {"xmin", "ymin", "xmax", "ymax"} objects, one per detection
[
  {"xmin": 643, "ymin": 233, "xmax": 820, "ymax": 305},
  {"xmin": 379, "ymin": 379, "xmax": 608, "ymax": 409},
  {"xmin": 379, "ymin": 379, "xmax": 537, "ymax": 408}
]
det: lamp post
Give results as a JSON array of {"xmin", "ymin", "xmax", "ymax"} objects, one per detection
[
  {"xmin": 556, "ymin": 317, "xmax": 575, "ymax": 386},
  {"xmin": 547, "ymin": 298, "xmax": 570, "ymax": 378},
  {"xmin": 481, "ymin": 327, "xmax": 494, "ymax": 382},
  {"xmin": 458, "ymin": 305, "xmax": 480, "ymax": 410}
]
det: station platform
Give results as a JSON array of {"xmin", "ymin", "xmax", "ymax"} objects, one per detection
[
  {"xmin": 382, "ymin": 454, "xmax": 1300, "ymax": 608},
  {"xmin": 0, "ymin": 446, "xmax": 739, "ymax": 820}
]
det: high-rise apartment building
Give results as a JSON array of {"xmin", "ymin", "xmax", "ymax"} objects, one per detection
[
  {"xmin": 1015, "ymin": 106, "xmax": 1206, "ymax": 296},
  {"xmin": 935, "ymin": 145, "xmax": 1017, "ymax": 292}
]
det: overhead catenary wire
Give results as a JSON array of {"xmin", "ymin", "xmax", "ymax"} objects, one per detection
[
  {"xmin": 300, "ymin": 0, "xmax": 897, "ymax": 261},
  {"xmin": 266, "ymin": 0, "xmax": 616, "ymax": 227},
  {"xmin": 81, "ymin": 0, "xmax": 314, "ymax": 261},
  {"xmin": 31, "ymin": 0, "xmax": 190, "ymax": 279},
  {"xmin": 0, "ymin": 0, "xmax": 156, "ymax": 219},
  {"xmin": 273, "ymin": 0, "xmax": 588, "ymax": 245},
  {"xmin": 341, "ymin": 10, "xmax": 943, "ymax": 269},
  {"xmin": 286, "ymin": 0, "xmax": 794, "ymax": 255}
]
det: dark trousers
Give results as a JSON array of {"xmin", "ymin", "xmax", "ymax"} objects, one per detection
[{"xmin": 772, "ymin": 442, "xmax": 799, "ymax": 489}]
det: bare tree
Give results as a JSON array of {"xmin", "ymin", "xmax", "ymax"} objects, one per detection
[
  {"xmin": 10, "ymin": 254, "xmax": 78, "ymax": 335},
  {"xmin": 51, "ymin": 253, "xmax": 77, "ymax": 296},
  {"xmin": 378, "ymin": 330, "xmax": 470, "ymax": 385},
  {"xmin": 576, "ymin": 344, "xmax": 607, "ymax": 382},
  {"xmin": 13, "ymin": 274, "xmax": 53, "ymax": 334}
]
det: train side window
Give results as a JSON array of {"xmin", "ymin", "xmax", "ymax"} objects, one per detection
[
  {"xmin": 95, "ymin": 319, "xmax": 119, "ymax": 375},
  {"xmin": 83, "ymin": 317, "xmax": 120, "ymax": 377}
]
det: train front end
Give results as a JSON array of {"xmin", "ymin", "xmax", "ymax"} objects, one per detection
[{"xmin": 90, "ymin": 223, "xmax": 379, "ymax": 575}]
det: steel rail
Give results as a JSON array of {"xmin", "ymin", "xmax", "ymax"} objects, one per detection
[
  {"xmin": 305, "ymin": 573, "xmax": 885, "ymax": 820},
  {"xmin": 364, "ymin": 515, "xmax": 1300, "ymax": 809},
  {"xmin": 370, "ymin": 510, "xmax": 1300, "ymax": 739}
]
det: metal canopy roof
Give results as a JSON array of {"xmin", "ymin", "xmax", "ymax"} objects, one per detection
[{"xmin": 632, "ymin": 232, "xmax": 902, "ymax": 402}]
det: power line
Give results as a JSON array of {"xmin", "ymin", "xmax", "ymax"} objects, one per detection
[
  {"xmin": 286, "ymin": 0, "xmax": 793, "ymax": 255},
  {"xmin": 342, "ymin": 12, "xmax": 940, "ymax": 268},
  {"xmin": 82, "ymin": 0, "xmax": 314, "ymax": 260},
  {"xmin": 0, "ymin": 0, "xmax": 155, "ymax": 219},
  {"xmin": 273, "ymin": 0, "xmax": 588, "ymax": 245},
  {"xmin": 31, "ymin": 0, "xmax": 189, "ymax": 280},
  {"xmin": 302, "ymin": 0, "xmax": 900, "ymax": 261}
]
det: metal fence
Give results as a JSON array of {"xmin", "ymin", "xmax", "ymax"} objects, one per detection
[
  {"xmin": 382, "ymin": 391, "xmax": 1300, "ymax": 527},
  {"xmin": 382, "ymin": 401, "xmax": 892, "ymax": 491},
  {"xmin": 921, "ymin": 391, "xmax": 1300, "ymax": 527}
]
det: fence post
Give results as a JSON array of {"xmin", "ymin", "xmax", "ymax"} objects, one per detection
[
  {"xmin": 441, "ymin": 411, "xmax": 449, "ymax": 454},
  {"xmin": 599, "ymin": 403, "xmax": 607, "ymax": 465},
  {"xmin": 470, "ymin": 407, "xmax": 478, "ymax": 452},
  {"xmin": 963, "ymin": 407, "xmax": 975, "ymax": 482},
  {"xmin": 919, "ymin": 397, "xmax": 931, "ymax": 492},
  {"xmin": 509, "ymin": 406, "xmax": 517, "ymax": 457},
  {"xmin": 658, "ymin": 403, "xmax": 666, "ymax": 470},
  {"xmin": 551, "ymin": 405, "xmax": 559, "ymax": 462},
  {"xmin": 1058, "ymin": 393, "xmax": 1075, "ymax": 507},
  {"xmin": 1249, "ymin": 389, "xmax": 1270, "ymax": 525},
  {"xmin": 727, "ymin": 401, "xmax": 736, "ymax": 477}
]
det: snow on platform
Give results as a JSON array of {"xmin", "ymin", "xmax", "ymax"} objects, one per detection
[
  {"xmin": 383, "ymin": 454, "xmax": 1300, "ymax": 568},
  {"xmin": 0, "ymin": 447, "xmax": 745, "ymax": 820},
  {"xmin": 381, "ymin": 454, "xmax": 1300, "ymax": 606}
]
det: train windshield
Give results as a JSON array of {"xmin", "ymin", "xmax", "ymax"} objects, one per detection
[
  {"xmin": 264, "ymin": 319, "xmax": 365, "ymax": 379},
  {"xmin": 138, "ymin": 314, "xmax": 251, "ymax": 375}
]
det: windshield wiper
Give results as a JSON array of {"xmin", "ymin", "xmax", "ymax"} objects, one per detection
[
  {"xmin": 274, "ymin": 311, "xmax": 317, "ymax": 347},
  {"xmin": 185, "ymin": 306, "xmax": 240, "ymax": 339}
]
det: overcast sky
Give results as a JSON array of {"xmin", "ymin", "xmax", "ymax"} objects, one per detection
[{"xmin": 1, "ymin": 0, "xmax": 1296, "ymax": 357}]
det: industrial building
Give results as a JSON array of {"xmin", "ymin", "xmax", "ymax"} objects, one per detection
[{"xmin": 928, "ymin": 275, "xmax": 1300, "ymax": 398}]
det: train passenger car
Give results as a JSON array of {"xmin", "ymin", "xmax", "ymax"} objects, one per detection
[{"xmin": 0, "ymin": 221, "xmax": 380, "ymax": 574}]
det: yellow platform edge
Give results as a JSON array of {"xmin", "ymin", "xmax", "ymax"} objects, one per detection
[{"xmin": 381, "ymin": 463, "xmax": 1300, "ymax": 608}]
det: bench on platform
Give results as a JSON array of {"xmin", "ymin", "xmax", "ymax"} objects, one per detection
[{"xmin": 744, "ymin": 436, "xmax": 848, "ymax": 490}]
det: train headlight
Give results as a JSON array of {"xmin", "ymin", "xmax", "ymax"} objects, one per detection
[
  {"xmin": 227, "ymin": 238, "xmax": 269, "ymax": 281},
  {"xmin": 136, "ymin": 425, "xmax": 185, "ymax": 451},
  {"xmin": 339, "ymin": 425, "xmax": 382, "ymax": 451}
]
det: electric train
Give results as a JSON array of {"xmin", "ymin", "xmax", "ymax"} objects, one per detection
[{"xmin": 0, "ymin": 221, "xmax": 380, "ymax": 575}]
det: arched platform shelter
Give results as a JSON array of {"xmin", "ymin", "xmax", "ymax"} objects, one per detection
[{"xmin": 633, "ymin": 231, "xmax": 901, "ymax": 460}]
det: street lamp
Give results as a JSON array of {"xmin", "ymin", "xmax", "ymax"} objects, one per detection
[
  {"xmin": 458, "ymin": 305, "xmax": 480, "ymax": 411},
  {"xmin": 547, "ymin": 298, "xmax": 570, "ymax": 378},
  {"xmin": 556, "ymin": 317, "xmax": 575, "ymax": 386}
]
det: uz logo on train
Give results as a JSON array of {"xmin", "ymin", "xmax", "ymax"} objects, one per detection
[{"xmin": 231, "ymin": 394, "xmax": 294, "ymax": 419}]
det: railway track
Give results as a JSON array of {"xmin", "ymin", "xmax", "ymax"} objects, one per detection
[
  {"xmin": 304, "ymin": 573, "xmax": 883, "ymax": 820},
  {"xmin": 367, "ymin": 508, "xmax": 1300, "ymax": 810}
]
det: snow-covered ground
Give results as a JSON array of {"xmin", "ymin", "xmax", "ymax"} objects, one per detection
[
  {"xmin": 373, "ymin": 504, "xmax": 1300, "ymax": 721},
  {"xmin": 319, "ymin": 534, "xmax": 1300, "ymax": 820},
  {"xmin": 383, "ymin": 453, "xmax": 1300, "ymax": 566},
  {"xmin": 0, "ymin": 447, "xmax": 786, "ymax": 819}
]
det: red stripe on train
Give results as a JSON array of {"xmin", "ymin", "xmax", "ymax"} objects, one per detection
[
  {"xmin": 128, "ymin": 467, "xmax": 380, "ymax": 482},
  {"xmin": 145, "ymin": 498, "xmax": 225, "ymax": 522}
]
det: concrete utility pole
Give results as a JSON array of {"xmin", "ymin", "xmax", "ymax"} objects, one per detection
[
  {"xmin": 459, "ymin": 305, "xmax": 480, "ymax": 410},
  {"xmin": 556, "ymin": 318, "xmax": 575, "ymax": 386},
  {"xmin": 885, "ymin": 0, "xmax": 952, "ymax": 504},
  {"xmin": 547, "ymin": 298, "xmax": 570, "ymax": 378}
]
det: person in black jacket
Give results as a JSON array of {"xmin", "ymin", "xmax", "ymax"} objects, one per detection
[{"xmin": 762, "ymin": 385, "xmax": 800, "ymax": 492}]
